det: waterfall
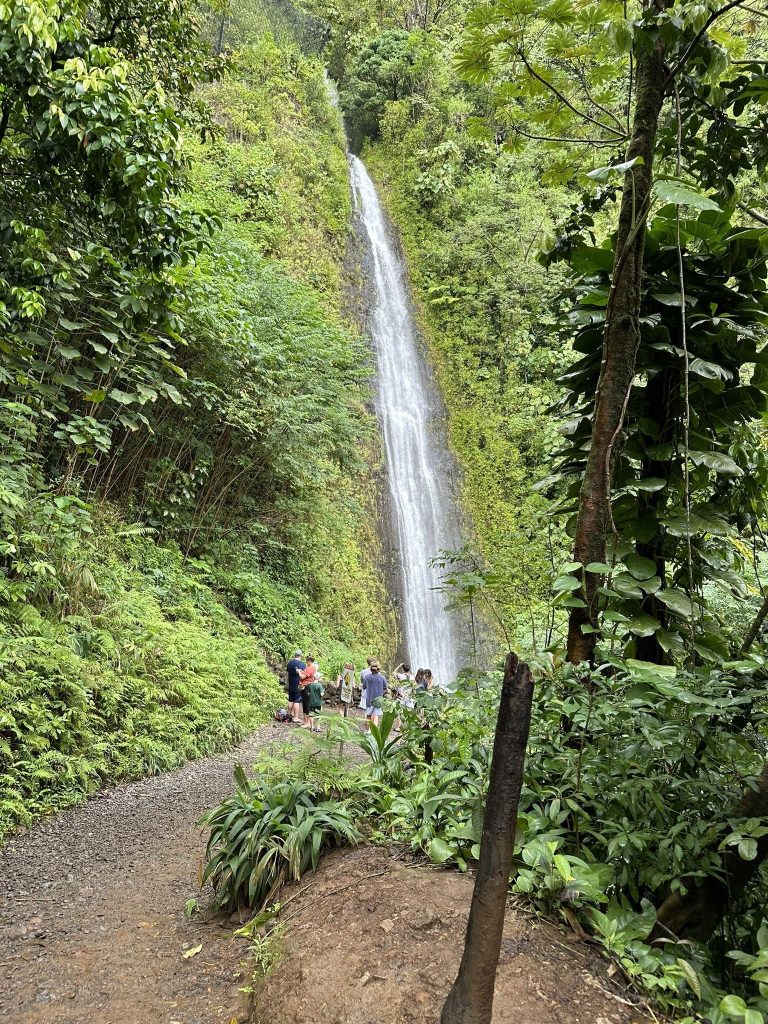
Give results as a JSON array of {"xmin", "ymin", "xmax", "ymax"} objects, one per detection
[{"xmin": 348, "ymin": 154, "xmax": 465, "ymax": 686}]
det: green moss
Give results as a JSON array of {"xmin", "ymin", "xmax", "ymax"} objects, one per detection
[
  {"xmin": 0, "ymin": 516, "xmax": 284, "ymax": 838},
  {"xmin": 361, "ymin": 140, "xmax": 570, "ymax": 648}
]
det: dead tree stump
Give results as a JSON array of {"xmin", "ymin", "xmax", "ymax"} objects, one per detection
[{"xmin": 441, "ymin": 652, "xmax": 534, "ymax": 1024}]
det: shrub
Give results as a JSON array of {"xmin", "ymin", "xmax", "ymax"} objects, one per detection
[{"xmin": 201, "ymin": 768, "xmax": 361, "ymax": 911}]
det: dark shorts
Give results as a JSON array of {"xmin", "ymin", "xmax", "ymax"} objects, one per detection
[
  {"xmin": 289, "ymin": 688, "xmax": 301, "ymax": 704},
  {"xmin": 301, "ymin": 689, "xmax": 310, "ymax": 713}
]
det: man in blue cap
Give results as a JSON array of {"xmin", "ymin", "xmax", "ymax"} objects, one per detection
[{"xmin": 286, "ymin": 650, "xmax": 306, "ymax": 724}]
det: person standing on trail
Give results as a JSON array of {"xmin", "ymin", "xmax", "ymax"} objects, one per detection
[
  {"xmin": 286, "ymin": 650, "xmax": 306, "ymax": 723},
  {"xmin": 359, "ymin": 656, "xmax": 374, "ymax": 714},
  {"xmin": 307, "ymin": 676, "xmax": 324, "ymax": 732},
  {"xmin": 364, "ymin": 660, "xmax": 388, "ymax": 728},
  {"xmin": 393, "ymin": 661, "xmax": 415, "ymax": 732},
  {"xmin": 299, "ymin": 655, "xmax": 318, "ymax": 727}
]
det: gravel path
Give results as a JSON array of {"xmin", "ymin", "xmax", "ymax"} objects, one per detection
[{"xmin": 0, "ymin": 721, "xmax": 296, "ymax": 1024}]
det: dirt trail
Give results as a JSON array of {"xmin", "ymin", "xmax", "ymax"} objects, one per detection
[
  {"xmin": 0, "ymin": 724, "xmax": 289, "ymax": 1024},
  {"xmin": 2, "ymin": 722, "xmax": 654, "ymax": 1024}
]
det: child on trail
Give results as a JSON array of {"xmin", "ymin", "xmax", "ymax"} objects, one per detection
[
  {"xmin": 307, "ymin": 677, "xmax": 324, "ymax": 732},
  {"xmin": 393, "ymin": 661, "xmax": 415, "ymax": 733}
]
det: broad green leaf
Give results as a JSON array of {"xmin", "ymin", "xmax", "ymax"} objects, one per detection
[
  {"xmin": 428, "ymin": 837, "xmax": 455, "ymax": 864},
  {"xmin": 690, "ymin": 357, "xmax": 732, "ymax": 381},
  {"xmin": 676, "ymin": 957, "xmax": 701, "ymax": 998},
  {"xmin": 634, "ymin": 478, "xmax": 666, "ymax": 492},
  {"xmin": 689, "ymin": 451, "xmax": 743, "ymax": 477},
  {"xmin": 623, "ymin": 553, "xmax": 657, "ymax": 580},
  {"xmin": 656, "ymin": 588, "xmax": 694, "ymax": 618},
  {"xmin": 625, "ymin": 613, "xmax": 661, "ymax": 637},
  {"xmin": 739, "ymin": 838, "xmax": 758, "ymax": 861},
  {"xmin": 553, "ymin": 854, "xmax": 573, "ymax": 881},
  {"xmin": 607, "ymin": 19, "xmax": 634, "ymax": 53},
  {"xmin": 553, "ymin": 575, "xmax": 581, "ymax": 593},
  {"xmin": 720, "ymin": 994, "xmax": 747, "ymax": 1017},
  {"xmin": 654, "ymin": 179, "xmax": 721, "ymax": 211},
  {"xmin": 586, "ymin": 155, "xmax": 642, "ymax": 182}
]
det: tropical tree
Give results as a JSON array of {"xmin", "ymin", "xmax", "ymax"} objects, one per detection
[{"xmin": 459, "ymin": 0, "xmax": 768, "ymax": 664}]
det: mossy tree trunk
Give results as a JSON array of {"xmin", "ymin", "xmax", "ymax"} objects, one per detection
[{"xmin": 567, "ymin": 24, "xmax": 670, "ymax": 664}]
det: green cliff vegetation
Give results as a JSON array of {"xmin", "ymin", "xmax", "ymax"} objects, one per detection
[
  {"xmin": 313, "ymin": 17, "xmax": 574, "ymax": 647},
  {"xmin": 0, "ymin": 0, "xmax": 391, "ymax": 835}
]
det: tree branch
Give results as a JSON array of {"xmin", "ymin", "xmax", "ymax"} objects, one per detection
[
  {"xmin": 738, "ymin": 201, "xmax": 768, "ymax": 227},
  {"xmin": 740, "ymin": 592, "xmax": 768, "ymax": 656},
  {"xmin": 509, "ymin": 126, "xmax": 618, "ymax": 147},
  {"xmin": 516, "ymin": 49, "xmax": 628, "ymax": 140},
  {"xmin": 665, "ymin": 0, "xmax": 750, "ymax": 86}
]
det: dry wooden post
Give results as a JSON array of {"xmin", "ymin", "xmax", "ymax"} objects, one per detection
[{"xmin": 441, "ymin": 652, "xmax": 534, "ymax": 1024}]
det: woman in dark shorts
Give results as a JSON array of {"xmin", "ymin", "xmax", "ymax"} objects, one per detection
[
  {"xmin": 299, "ymin": 655, "xmax": 318, "ymax": 727},
  {"xmin": 286, "ymin": 650, "xmax": 306, "ymax": 723}
]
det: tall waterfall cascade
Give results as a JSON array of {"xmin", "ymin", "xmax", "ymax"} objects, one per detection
[{"xmin": 349, "ymin": 154, "xmax": 465, "ymax": 685}]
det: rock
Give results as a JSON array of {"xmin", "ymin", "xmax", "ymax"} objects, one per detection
[
  {"xmin": 379, "ymin": 918, "xmax": 394, "ymax": 933},
  {"xmin": 409, "ymin": 908, "xmax": 440, "ymax": 930}
]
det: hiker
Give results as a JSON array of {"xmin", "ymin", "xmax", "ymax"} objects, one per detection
[
  {"xmin": 364, "ymin": 659, "xmax": 388, "ymax": 728},
  {"xmin": 414, "ymin": 667, "xmax": 425, "ymax": 691},
  {"xmin": 393, "ymin": 661, "xmax": 415, "ymax": 732},
  {"xmin": 359, "ymin": 656, "xmax": 374, "ymax": 714},
  {"xmin": 307, "ymin": 673, "xmax": 324, "ymax": 732},
  {"xmin": 299, "ymin": 654, "xmax": 318, "ymax": 727},
  {"xmin": 286, "ymin": 650, "xmax": 306, "ymax": 723},
  {"xmin": 394, "ymin": 662, "xmax": 415, "ymax": 703},
  {"xmin": 421, "ymin": 668, "xmax": 434, "ymax": 691}
]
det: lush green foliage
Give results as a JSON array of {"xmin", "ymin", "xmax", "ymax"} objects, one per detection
[
  {"xmin": 0, "ymin": 2, "xmax": 392, "ymax": 833},
  {"xmin": 336, "ymin": 25, "xmax": 573, "ymax": 648},
  {"xmin": 546, "ymin": 205, "xmax": 768, "ymax": 664},
  {"xmin": 201, "ymin": 764, "xmax": 360, "ymax": 911},
  {"xmin": 285, "ymin": 664, "xmax": 767, "ymax": 1020},
  {"xmin": 0, "ymin": 514, "xmax": 283, "ymax": 837}
]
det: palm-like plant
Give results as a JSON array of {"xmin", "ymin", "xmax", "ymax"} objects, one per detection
[{"xmin": 201, "ymin": 765, "xmax": 361, "ymax": 911}]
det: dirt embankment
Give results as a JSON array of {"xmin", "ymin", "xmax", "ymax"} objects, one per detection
[{"xmin": 255, "ymin": 846, "xmax": 653, "ymax": 1024}]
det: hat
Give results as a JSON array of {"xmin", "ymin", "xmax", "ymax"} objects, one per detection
[{"xmin": 294, "ymin": 650, "xmax": 303, "ymax": 658}]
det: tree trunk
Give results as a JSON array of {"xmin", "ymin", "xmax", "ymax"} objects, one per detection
[
  {"xmin": 216, "ymin": 10, "xmax": 226, "ymax": 54},
  {"xmin": 654, "ymin": 762, "xmax": 768, "ymax": 941},
  {"xmin": 441, "ymin": 653, "xmax": 534, "ymax": 1024},
  {"xmin": 740, "ymin": 593, "xmax": 768, "ymax": 656},
  {"xmin": 567, "ymin": 31, "xmax": 669, "ymax": 664}
]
